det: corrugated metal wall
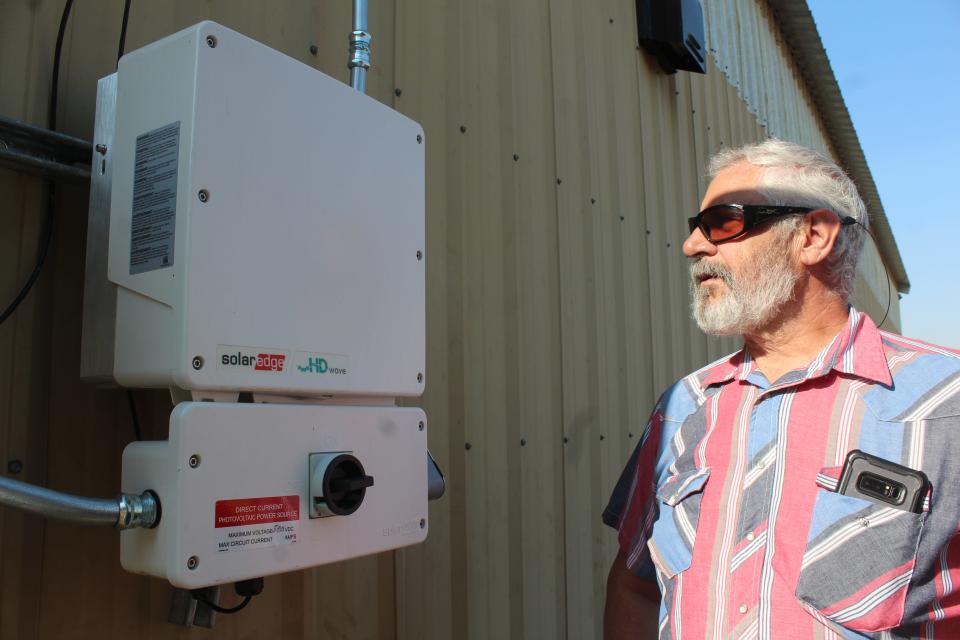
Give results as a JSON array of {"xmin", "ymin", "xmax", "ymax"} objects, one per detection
[{"xmin": 0, "ymin": 1, "xmax": 900, "ymax": 639}]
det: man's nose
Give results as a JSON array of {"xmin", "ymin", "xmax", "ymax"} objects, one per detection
[{"xmin": 682, "ymin": 227, "xmax": 717, "ymax": 258}]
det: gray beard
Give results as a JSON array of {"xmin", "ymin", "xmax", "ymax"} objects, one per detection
[{"xmin": 689, "ymin": 244, "xmax": 800, "ymax": 336}]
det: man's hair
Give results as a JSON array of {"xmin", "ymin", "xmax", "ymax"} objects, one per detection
[{"xmin": 707, "ymin": 138, "xmax": 869, "ymax": 301}]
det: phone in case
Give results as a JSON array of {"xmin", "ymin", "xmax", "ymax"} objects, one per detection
[{"xmin": 837, "ymin": 449, "xmax": 930, "ymax": 513}]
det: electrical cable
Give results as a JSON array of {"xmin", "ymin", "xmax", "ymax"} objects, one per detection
[
  {"xmin": 191, "ymin": 594, "xmax": 253, "ymax": 615},
  {"xmin": 117, "ymin": 0, "xmax": 132, "ymax": 63},
  {"xmin": 0, "ymin": 0, "xmax": 73, "ymax": 327},
  {"xmin": 852, "ymin": 220, "xmax": 893, "ymax": 330},
  {"xmin": 126, "ymin": 389, "xmax": 143, "ymax": 441}
]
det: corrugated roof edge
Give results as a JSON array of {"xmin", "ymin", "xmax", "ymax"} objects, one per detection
[{"xmin": 767, "ymin": 0, "xmax": 910, "ymax": 293}]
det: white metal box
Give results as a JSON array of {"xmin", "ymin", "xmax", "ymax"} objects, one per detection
[
  {"xmin": 85, "ymin": 21, "xmax": 425, "ymax": 397},
  {"xmin": 121, "ymin": 402, "xmax": 428, "ymax": 588}
]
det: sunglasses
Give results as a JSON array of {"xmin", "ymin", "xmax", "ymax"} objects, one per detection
[{"xmin": 687, "ymin": 204, "xmax": 855, "ymax": 245}]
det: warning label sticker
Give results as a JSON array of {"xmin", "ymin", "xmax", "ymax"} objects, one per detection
[
  {"xmin": 130, "ymin": 121, "xmax": 180, "ymax": 275},
  {"xmin": 215, "ymin": 495, "xmax": 299, "ymax": 553}
]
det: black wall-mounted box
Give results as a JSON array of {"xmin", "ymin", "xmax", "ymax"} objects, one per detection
[{"xmin": 636, "ymin": 0, "xmax": 707, "ymax": 74}]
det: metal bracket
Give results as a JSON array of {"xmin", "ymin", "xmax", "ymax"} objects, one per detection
[{"xmin": 168, "ymin": 586, "xmax": 219, "ymax": 628}]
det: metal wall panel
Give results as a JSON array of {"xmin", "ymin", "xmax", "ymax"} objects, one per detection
[{"xmin": 0, "ymin": 1, "xmax": 902, "ymax": 639}]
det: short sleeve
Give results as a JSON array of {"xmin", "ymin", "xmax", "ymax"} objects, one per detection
[{"xmin": 602, "ymin": 406, "xmax": 668, "ymax": 577}]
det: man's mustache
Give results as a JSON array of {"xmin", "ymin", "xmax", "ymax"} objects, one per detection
[{"xmin": 690, "ymin": 260, "xmax": 734, "ymax": 286}]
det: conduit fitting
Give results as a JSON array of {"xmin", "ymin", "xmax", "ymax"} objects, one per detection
[
  {"xmin": 348, "ymin": 30, "xmax": 371, "ymax": 92},
  {"xmin": 0, "ymin": 475, "xmax": 160, "ymax": 529}
]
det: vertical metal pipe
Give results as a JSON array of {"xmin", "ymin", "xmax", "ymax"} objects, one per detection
[{"xmin": 349, "ymin": 0, "xmax": 371, "ymax": 93}]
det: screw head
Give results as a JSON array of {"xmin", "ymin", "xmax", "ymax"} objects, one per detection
[
  {"xmin": 395, "ymin": 87, "xmax": 403, "ymax": 96},
  {"xmin": 513, "ymin": 153, "xmax": 519, "ymax": 161},
  {"xmin": 187, "ymin": 556, "xmax": 199, "ymax": 570},
  {"xmin": 309, "ymin": 44, "xmax": 318, "ymax": 55},
  {"xmin": 418, "ymin": 421, "xmax": 424, "ymax": 431},
  {"xmin": 465, "ymin": 442, "xmax": 472, "ymax": 450},
  {"xmin": 192, "ymin": 356, "xmax": 204, "ymax": 370},
  {"xmin": 416, "ymin": 250, "xmax": 423, "ymax": 261},
  {"xmin": 459, "ymin": 125, "xmax": 466, "ymax": 133},
  {"xmin": 416, "ymin": 134, "xmax": 423, "ymax": 144},
  {"xmin": 556, "ymin": 178, "xmax": 562, "ymax": 185},
  {"xmin": 7, "ymin": 459, "xmax": 23, "ymax": 474},
  {"xmin": 189, "ymin": 454, "xmax": 201, "ymax": 468},
  {"xmin": 197, "ymin": 189, "xmax": 209, "ymax": 203},
  {"xmin": 417, "ymin": 372, "xmax": 424, "ymax": 383},
  {"xmin": 205, "ymin": 35, "xmax": 217, "ymax": 48},
  {"xmin": 419, "ymin": 518, "xmax": 426, "ymax": 529},
  {"xmin": 520, "ymin": 439, "xmax": 526, "ymax": 447}
]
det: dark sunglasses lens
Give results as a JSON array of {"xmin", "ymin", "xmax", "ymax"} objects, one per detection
[{"xmin": 700, "ymin": 207, "xmax": 745, "ymax": 241}]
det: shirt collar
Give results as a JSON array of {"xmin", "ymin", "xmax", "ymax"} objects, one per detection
[{"xmin": 698, "ymin": 307, "xmax": 893, "ymax": 390}]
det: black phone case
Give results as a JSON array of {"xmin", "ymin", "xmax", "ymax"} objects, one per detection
[{"xmin": 837, "ymin": 449, "xmax": 930, "ymax": 513}]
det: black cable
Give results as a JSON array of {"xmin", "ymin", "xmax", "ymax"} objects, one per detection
[
  {"xmin": 126, "ymin": 390, "xmax": 143, "ymax": 441},
  {"xmin": 117, "ymin": 0, "xmax": 132, "ymax": 63},
  {"xmin": 851, "ymin": 219, "xmax": 892, "ymax": 330},
  {"xmin": 192, "ymin": 593, "xmax": 252, "ymax": 615},
  {"xmin": 0, "ymin": 0, "xmax": 73, "ymax": 327}
]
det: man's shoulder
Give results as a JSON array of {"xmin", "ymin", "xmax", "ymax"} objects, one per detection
[
  {"xmin": 656, "ymin": 350, "xmax": 740, "ymax": 421},
  {"xmin": 869, "ymin": 330, "xmax": 960, "ymax": 420}
]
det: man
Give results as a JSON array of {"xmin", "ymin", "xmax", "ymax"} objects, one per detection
[{"xmin": 603, "ymin": 139, "xmax": 960, "ymax": 639}]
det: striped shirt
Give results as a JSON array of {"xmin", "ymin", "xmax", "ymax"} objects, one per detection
[{"xmin": 603, "ymin": 308, "xmax": 960, "ymax": 639}]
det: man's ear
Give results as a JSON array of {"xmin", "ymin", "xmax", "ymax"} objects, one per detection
[{"xmin": 797, "ymin": 208, "xmax": 842, "ymax": 267}]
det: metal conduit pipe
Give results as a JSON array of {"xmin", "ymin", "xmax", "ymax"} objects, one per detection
[
  {"xmin": 348, "ymin": 0, "xmax": 370, "ymax": 93},
  {"xmin": 0, "ymin": 475, "xmax": 159, "ymax": 530}
]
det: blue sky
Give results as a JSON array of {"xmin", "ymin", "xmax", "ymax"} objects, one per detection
[{"xmin": 807, "ymin": 1, "xmax": 959, "ymax": 348}]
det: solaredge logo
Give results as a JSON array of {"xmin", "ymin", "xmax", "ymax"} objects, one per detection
[{"xmin": 217, "ymin": 346, "xmax": 289, "ymax": 374}]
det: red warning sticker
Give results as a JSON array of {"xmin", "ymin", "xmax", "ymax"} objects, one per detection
[
  {"xmin": 214, "ymin": 495, "xmax": 300, "ymax": 554},
  {"xmin": 215, "ymin": 495, "xmax": 300, "ymax": 528}
]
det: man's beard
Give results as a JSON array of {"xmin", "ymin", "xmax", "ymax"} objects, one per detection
[{"xmin": 689, "ymin": 243, "xmax": 800, "ymax": 336}]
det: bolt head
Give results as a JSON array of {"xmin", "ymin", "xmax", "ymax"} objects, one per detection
[
  {"xmin": 205, "ymin": 35, "xmax": 217, "ymax": 48},
  {"xmin": 417, "ymin": 372, "xmax": 424, "ymax": 383},
  {"xmin": 187, "ymin": 556, "xmax": 199, "ymax": 570},
  {"xmin": 416, "ymin": 134, "xmax": 423, "ymax": 144},
  {"xmin": 419, "ymin": 518, "xmax": 426, "ymax": 529},
  {"xmin": 189, "ymin": 454, "xmax": 201, "ymax": 468},
  {"xmin": 197, "ymin": 189, "xmax": 209, "ymax": 203},
  {"xmin": 309, "ymin": 44, "xmax": 318, "ymax": 55},
  {"xmin": 192, "ymin": 356, "xmax": 204, "ymax": 370},
  {"xmin": 416, "ymin": 250, "xmax": 423, "ymax": 261},
  {"xmin": 418, "ymin": 421, "xmax": 424, "ymax": 431},
  {"xmin": 395, "ymin": 87, "xmax": 402, "ymax": 96}
]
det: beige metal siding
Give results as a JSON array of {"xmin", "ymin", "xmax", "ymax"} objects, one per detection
[{"xmin": 0, "ymin": 1, "xmax": 900, "ymax": 639}]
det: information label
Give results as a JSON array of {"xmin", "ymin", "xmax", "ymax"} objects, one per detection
[
  {"xmin": 214, "ymin": 495, "xmax": 299, "ymax": 553},
  {"xmin": 130, "ymin": 121, "xmax": 180, "ymax": 274}
]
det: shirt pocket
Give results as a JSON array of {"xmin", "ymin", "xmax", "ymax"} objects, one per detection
[
  {"xmin": 795, "ymin": 467, "xmax": 927, "ymax": 633},
  {"xmin": 648, "ymin": 466, "xmax": 711, "ymax": 579}
]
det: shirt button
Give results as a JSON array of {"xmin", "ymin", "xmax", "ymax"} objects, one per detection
[
  {"xmin": 746, "ymin": 532, "xmax": 755, "ymax": 542},
  {"xmin": 739, "ymin": 604, "xmax": 748, "ymax": 614}
]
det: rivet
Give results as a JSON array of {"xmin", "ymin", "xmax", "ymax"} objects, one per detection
[
  {"xmin": 513, "ymin": 153, "xmax": 519, "ymax": 161},
  {"xmin": 197, "ymin": 189, "xmax": 209, "ymax": 203},
  {"xmin": 189, "ymin": 454, "xmax": 201, "ymax": 468},
  {"xmin": 417, "ymin": 372, "xmax": 424, "ymax": 383},
  {"xmin": 619, "ymin": 216, "xmax": 624, "ymax": 221},
  {"xmin": 520, "ymin": 439, "xmax": 526, "ymax": 446},
  {"xmin": 419, "ymin": 518, "xmax": 426, "ymax": 529},
  {"xmin": 187, "ymin": 556, "xmax": 199, "ymax": 570},
  {"xmin": 395, "ymin": 87, "xmax": 403, "ymax": 96},
  {"xmin": 192, "ymin": 356, "xmax": 204, "ymax": 370},
  {"xmin": 556, "ymin": 178, "xmax": 562, "ymax": 185},
  {"xmin": 7, "ymin": 459, "xmax": 23, "ymax": 474},
  {"xmin": 416, "ymin": 134, "xmax": 423, "ymax": 144},
  {"xmin": 465, "ymin": 442, "xmax": 472, "ymax": 450},
  {"xmin": 628, "ymin": 433, "xmax": 633, "ymax": 438},
  {"xmin": 205, "ymin": 35, "xmax": 217, "ymax": 49},
  {"xmin": 309, "ymin": 44, "xmax": 318, "ymax": 55},
  {"xmin": 416, "ymin": 250, "xmax": 423, "ymax": 261},
  {"xmin": 563, "ymin": 437, "xmax": 569, "ymax": 444},
  {"xmin": 418, "ymin": 421, "xmax": 424, "ymax": 431},
  {"xmin": 590, "ymin": 198, "xmax": 596, "ymax": 204},
  {"xmin": 600, "ymin": 434, "xmax": 605, "ymax": 441},
  {"xmin": 460, "ymin": 125, "xmax": 467, "ymax": 133}
]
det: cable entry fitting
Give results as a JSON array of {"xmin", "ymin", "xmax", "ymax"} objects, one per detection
[{"xmin": 0, "ymin": 475, "xmax": 160, "ymax": 529}]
